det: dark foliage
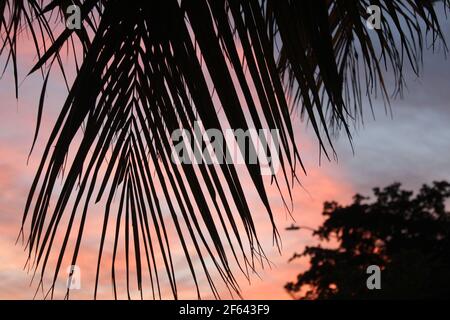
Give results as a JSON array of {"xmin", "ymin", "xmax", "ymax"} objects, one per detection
[{"xmin": 286, "ymin": 181, "xmax": 450, "ymax": 299}]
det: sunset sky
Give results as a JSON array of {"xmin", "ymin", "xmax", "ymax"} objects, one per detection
[{"xmin": 1, "ymin": 9, "xmax": 450, "ymax": 300}]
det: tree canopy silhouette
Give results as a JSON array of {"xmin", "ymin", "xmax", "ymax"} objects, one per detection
[
  {"xmin": 1, "ymin": 0, "xmax": 449, "ymax": 299},
  {"xmin": 286, "ymin": 181, "xmax": 450, "ymax": 299}
]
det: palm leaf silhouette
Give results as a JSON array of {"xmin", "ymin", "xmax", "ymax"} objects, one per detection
[{"xmin": 1, "ymin": 0, "xmax": 447, "ymax": 299}]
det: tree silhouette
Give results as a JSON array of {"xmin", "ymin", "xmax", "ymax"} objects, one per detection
[
  {"xmin": 1, "ymin": 0, "xmax": 449, "ymax": 299},
  {"xmin": 286, "ymin": 182, "xmax": 450, "ymax": 299}
]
